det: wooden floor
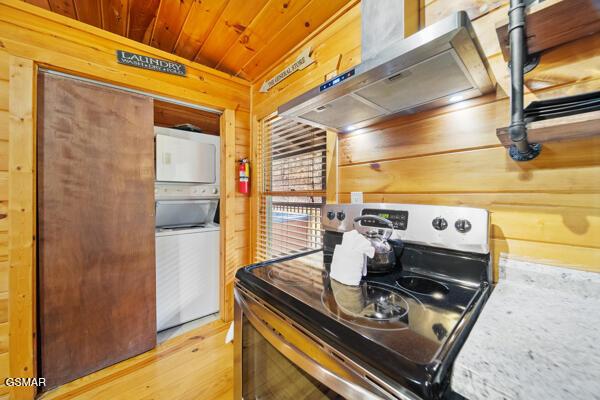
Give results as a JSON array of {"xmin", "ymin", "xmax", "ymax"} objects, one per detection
[{"xmin": 39, "ymin": 321, "xmax": 233, "ymax": 400}]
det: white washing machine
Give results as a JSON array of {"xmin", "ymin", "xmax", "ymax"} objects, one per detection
[{"xmin": 155, "ymin": 224, "xmax": 220, "ymax": 332}]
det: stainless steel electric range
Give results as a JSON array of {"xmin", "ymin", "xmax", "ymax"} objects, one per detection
[{"xmin": 234, "ymin": 203, "xmax": 491, "ymax": 400}]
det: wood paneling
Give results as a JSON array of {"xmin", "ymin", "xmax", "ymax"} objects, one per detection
[
  {"xmin": 194, "ymin": 0, "xmax": 270, "ymax": 68},
  {"xmin": 72, "ymin": 0, "xmax": 101, "ymax": 28},
  {"xmin": 48, "ymin": 0, "xmax": 76, "ymax": 19},
  {"xmin": 23, "ymin": 0, "xmax": 50, "ymax": 10},
  {"xmin": 215, "ymin": 0, "xmax": 312, "ymax": 74},
  {"xmin": 496, "ymin": 110, "xmax": 600, "ymax": 147},
  {"xmin": 37, "ymin": 72, "xmax": 157, "ymax": 389},
  {"xmin": 0, "ymin": 56, "xmax": 8, "ymax": 79},
  {"xmin": 0, "ymin": 2, "xmax": 249, "ymax": 397},
  {"xmin": 421, "ymin": 0, "xmax": 507, "ymax": 26},
  {"xmin": 153, "ymin": 100, "xmax": 221, "ymax": 135},
  {"xmin": 235, "ymin": 110, "xmax": 251, "ymax": 267},
  {"xmin": 0, "ymin": 81, "xmax": 7, "ymax": 110},
  {"xmin": 220, "ymin": 109, "xmax": 238, "ymax": 322},
  {"xmin": 0, "ymin": 51, "xmax": 5, "ymax": 346},
  {"xmin": 150, "ymin": 0, "xmax": 193, "ymax": 52},
  {"xmin": 252, "ymin": 3, "xmax": 361, "ymax": 118},
  {"xmin": 7, "ymin": 56, "xmax": 35, "ymax": 400},
  {"xmin": 39, "ymin": 320, "xmax": 233, "ymax": 400},
  {"xmin": 22, "ymin": 0, "xmax": 352, "ymax": 80},
  {"xmin": 173, "ymin": 0, "xmax": 228, "ymax": 60},
  {"xmin": 491, "ymin": 238, "xmax": 600, "ymax": 277},
  {"xmin": 339, "ymin": 137, "xmax": 600, "ymax": 193},
  {"xmin": 0, "ymin": 293, "xmax": 6, "ymax": 324},
  {"xmin": 252, "ymin": 0, "xmax": 600, "ymax": 277},
  {"xmin": 0, "ymin": 1, "xmax": 250, "ymax": 111},
  {"xmin": 127, "ymin": 0, "xmax": 160, "ymax": 42},
  {"xmin": 326, "ymin": 130, "xmax": 338, "ymax": 204},
  {"xmin": 101, "ymin": 0, "xmax": 128, "ymax": 36},
  {"xmin": 239, "ymin": 0, "xmax": 357, "ymax": 81},
  {"xmin": 0, "ymin": 323, "xmax": 8, "ymax": 354}
]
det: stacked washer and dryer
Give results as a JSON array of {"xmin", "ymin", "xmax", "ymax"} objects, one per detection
[{"xmin": 154, "ymin": 127, "xmax": 220, "ymax": 332}]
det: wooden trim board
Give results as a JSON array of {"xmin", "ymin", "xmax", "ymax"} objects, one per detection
[
  {"xmin": 220, "ymin": 109, "xmax": 237, "ymax": 323},
  {"xmin": 496, "ymin": 111, "xmax": 600, "ymax": 147},
  {"xmin": 326, "ymin": 130, "xmax": 338, "ymax": 204},
  {"xmin": 8, "ymin": 56, "xmax": 36, "ymax": 400},
  {"xmin": 249, "ymin": 115, "xmax": 260, "ymax": 263}
]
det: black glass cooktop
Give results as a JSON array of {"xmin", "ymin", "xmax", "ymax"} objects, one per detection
[
  {"xmin": 236, "ymin": 248, "xmax": 490, "ymax": 399},
  {"xmin": 245, "ymin": 252, "xmax": 478, "ymax": 364}
]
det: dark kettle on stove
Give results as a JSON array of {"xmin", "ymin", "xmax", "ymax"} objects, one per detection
[{"xmin": 353, "ymin": 215, "xmax": 398, "ymax": 274}]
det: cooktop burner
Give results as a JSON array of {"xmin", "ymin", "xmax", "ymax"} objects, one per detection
[
  {"xmin": 397, "ymin": 276, "xmax": 449, "ymax": 297},
  {"xmin": 322, "ymin": 281, "xmax": 410, "ymax": 330}
]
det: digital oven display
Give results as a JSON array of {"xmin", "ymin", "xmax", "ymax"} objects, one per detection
[{"xmin": 361, "ymin": 209, "xmax": 409, "ymax": 230}]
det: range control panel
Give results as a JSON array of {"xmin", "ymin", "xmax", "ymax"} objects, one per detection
[
  {"xmin": 322, "ymin": 203, "xmax": 490, "ymax": 255},
  {"xmin": 361, "ymin": 208, "xmax": 408, "ymax": 230}
]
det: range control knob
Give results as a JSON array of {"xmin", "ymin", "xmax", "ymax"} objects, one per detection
[
  {"xmin": 337, "ymin": 211, "xmax": 346, "ymax": 221},
  {"xmin": 211, "ymin": 188, "xmax": 218, "ymax": 194},
  {"xmin": 432, "ymin": 217, "xmax": 448, "ymax": 231},
  {"xmin": 327, "ymin": 211, "xmax": 336, "ymax": 220},
  {"xmin": 455, "ymin": 219, "xmax": 472, "ymax": 233}
]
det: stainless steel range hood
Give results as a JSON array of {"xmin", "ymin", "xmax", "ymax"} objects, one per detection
[{"xmin": 278, "ymin": 10, "xmax": 494, "ymax": 132}]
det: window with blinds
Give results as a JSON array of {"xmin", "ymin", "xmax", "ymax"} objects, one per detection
[{"xmin": 255, "ymin": 114, "xmax": 327, "ymax": 261}]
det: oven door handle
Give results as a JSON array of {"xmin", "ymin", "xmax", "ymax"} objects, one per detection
[{"xmin": 235, "ymin": 290, "xmax": 387, "ymax": 400}]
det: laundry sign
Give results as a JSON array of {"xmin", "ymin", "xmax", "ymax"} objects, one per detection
[
  {"xmin": 116, "ymin": 50, "xmax": 186, "ymax": 76},
  {"xmin": 259, "ymin": 47, "xmax": 314, "ymax": 92}
]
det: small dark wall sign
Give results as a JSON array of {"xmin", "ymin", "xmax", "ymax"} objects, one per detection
[{"xmin": 116, "ymin": 50, "xmax": 186, "ymax": 77}]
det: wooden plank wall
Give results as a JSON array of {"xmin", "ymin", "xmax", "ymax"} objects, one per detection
[
  {"xmin": 235, "ymin": 110, "xmax": 251, "ymax": 266},
  {"xmin": 251, "ymin": 1, "xmax": 600, "ymax": 277},
  {"xmin": 0, "ymin": 1, "xmax": 251, "ymax": 396},
  {"xmin": 0, "ymin": 50, "xmax": 9, "ymax": 398}
]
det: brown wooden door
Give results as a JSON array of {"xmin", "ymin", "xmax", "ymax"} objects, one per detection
[{"xmin": 37, "ymin": 72, "xmax": 156, "ymax": 389}]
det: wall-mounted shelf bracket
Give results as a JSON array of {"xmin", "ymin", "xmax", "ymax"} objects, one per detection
[
  {"xmin": 506, "ymin": 0, "xmax": 541, "ymax": 161},
  {"xmin": 496, "ymin": 0, "xmax": 600, "ymax": 161}
]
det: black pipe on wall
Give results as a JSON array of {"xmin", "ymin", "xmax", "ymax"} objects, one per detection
[{"xmin": 507, "ymin": 0, "xmax": 541, "ymax": 161}]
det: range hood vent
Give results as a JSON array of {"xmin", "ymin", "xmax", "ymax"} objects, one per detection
[{"xmin": 278, "ymin": 10, "xmax": 494, "ymax": 132}]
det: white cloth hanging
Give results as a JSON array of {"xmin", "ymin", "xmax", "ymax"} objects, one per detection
[{"xmin": 330, "ymin": 230, "xmax": 375, "ymax": 286}]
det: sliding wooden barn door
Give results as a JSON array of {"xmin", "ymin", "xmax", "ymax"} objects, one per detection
[{"xmin": 37, "ymin": 72, "xmax": 156, "ymax": 389}]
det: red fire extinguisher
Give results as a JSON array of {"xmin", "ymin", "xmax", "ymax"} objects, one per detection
[{"xmin": 239, "ymin": 158, "xmax": 250, "ymax": 194}]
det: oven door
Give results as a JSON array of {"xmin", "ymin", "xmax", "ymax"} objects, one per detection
[{"xmin": 234, "ymin": 285, "xmax": 403, "ymax": 400}]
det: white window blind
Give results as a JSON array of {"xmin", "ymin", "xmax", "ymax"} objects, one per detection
[{"xmin": 255, "ymin": 114, "xmax": 327, "ymax": 261}]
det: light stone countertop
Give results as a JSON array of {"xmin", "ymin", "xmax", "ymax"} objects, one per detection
[{"xmin": 451, "ymin": 257, "xmax": 600, "ymax": 400}]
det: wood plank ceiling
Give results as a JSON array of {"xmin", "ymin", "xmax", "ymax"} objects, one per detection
[{"xmin": 23, "ymin": 0, "xmax": 353, "ymax": 81}]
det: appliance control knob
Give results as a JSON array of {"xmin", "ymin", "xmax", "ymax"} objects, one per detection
[
  {"xmin": 327, "ymin": 211, "xmax": 336, "ymax": 220},
  {"xmin": 337, "ymin": 211, "xmax": 346, "ymax": 221},
  {"xmin": 455, "ymin": 219, "xmax": 472, "ymax": 233},
  {"xmin": 212, "ymin": 188, "xmax": 218, "ymax": 194},
  {"xmin": 432, "ymin": 217, "xmax": 448, "ymax": 231}
]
